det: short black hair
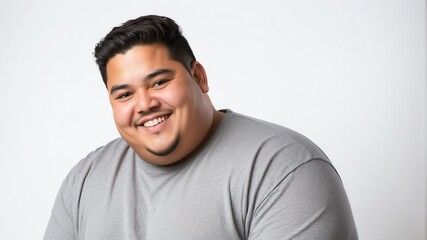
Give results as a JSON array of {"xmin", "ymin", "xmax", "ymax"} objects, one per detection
[{"xmin": 94, "ymin": 15, "xmax": 196, "ymax": 86}]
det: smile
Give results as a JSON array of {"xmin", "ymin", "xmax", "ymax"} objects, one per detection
[{"xmin": 143, "ymin": 115, "xmax": 169, "ymax": 127}]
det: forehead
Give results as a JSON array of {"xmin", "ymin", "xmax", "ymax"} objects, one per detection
[
  {"xmin": 107, "ymin": 44, "xmax": 171, "ymax": 71},
  {"xmin": 105, "ymin": 44, "xmax": 179, "ymax": 86}
]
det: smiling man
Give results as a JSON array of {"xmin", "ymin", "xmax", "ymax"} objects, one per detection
[
  {"xmin": 44, "ymin": 15, "xmax": 358, "ymax": 239},
  {"xmin": 105, "ymin": 43, "xmax": 222, "ymax": 165}
]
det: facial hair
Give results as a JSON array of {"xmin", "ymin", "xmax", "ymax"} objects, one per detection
[{"xmin": 146, "ymin": 135, "xmax": 180, "ymax": 157}]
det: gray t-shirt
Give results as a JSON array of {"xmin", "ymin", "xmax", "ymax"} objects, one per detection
[{"xmin": 44, "ymin": 110, "xmax": 358, "ymax": 239}]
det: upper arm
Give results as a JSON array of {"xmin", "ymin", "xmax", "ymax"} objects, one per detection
[
  {"xmin": 248, "ymin": 159, "xmax": 358, "ymax": 240},
  {"xmin": 44, "ymin": 171, "xmax": 77, "ymax": 240}
]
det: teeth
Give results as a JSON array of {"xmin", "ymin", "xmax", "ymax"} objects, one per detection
[{"xmin": 143, "ymin": 116, "xmax": 168, "ymax": 127}]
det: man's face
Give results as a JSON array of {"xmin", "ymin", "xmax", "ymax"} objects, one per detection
[{"xmin": 106, "ymin": 44, "xmax": 213, "ymax": 165}]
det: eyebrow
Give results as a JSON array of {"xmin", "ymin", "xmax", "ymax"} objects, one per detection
[
  {"xmin": 110, "ymin": 69, "xmax": 174, "ymax": 96},
  {"xmin": 110, "ymin": 84, "xmax": 130, "ymax": 96},
  {"xmin": 143, "ymin": 68, "xmax": 174, "ymax": 82}
]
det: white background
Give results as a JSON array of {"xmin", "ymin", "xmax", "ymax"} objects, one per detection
[{"xmin": 0, "ymin": 0, "xmax": 425, "ymax": 239}]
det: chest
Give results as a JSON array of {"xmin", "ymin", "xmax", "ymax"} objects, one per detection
[{"xmin": 76, "ymin": 165, "xmax": 246, "ymax": 240}]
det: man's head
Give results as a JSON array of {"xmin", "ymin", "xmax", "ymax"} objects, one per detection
[
  {"xmin": 94, "ymin": 15, "xmax": 222, "ymax": 165},
  {"xmin": 94, "ymin": 15, "xmax": 196, "ymax": 86}
]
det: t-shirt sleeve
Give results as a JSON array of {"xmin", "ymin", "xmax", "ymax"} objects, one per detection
[
  {"xmin": 43, "ymin": 170, "xmax": 77, "ymax": 240},
  {"xmin": 248, "ymin": 159, "xmax": 358, "ymax": 240}
]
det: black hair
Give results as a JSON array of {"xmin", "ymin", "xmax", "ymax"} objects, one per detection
[{"xmin": 94, "ymin": 15, "xmax": 196, "ymax": 86}]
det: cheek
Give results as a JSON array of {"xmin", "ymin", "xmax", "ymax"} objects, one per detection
[
  {"xmin": 160, "ymin": 82, "xmax": 193, "ymax": 107},
  {"xmin": 112, "ymin": 103, "xmax": 134, "ymax": 127}
]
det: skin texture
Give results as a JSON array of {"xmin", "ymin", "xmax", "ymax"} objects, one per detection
[{"xmin": 106, "ymin": 44, "xmax": 223, "ymax": 165}]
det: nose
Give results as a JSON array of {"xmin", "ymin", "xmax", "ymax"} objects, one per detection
[{"xmin": 135, "ymin": 90, "xmax": 160, "ymax": 114}]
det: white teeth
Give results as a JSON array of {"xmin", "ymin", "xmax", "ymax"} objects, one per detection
[{"xmin": 143, "ymin": 116, "xmax": 167, "ymax": 127}]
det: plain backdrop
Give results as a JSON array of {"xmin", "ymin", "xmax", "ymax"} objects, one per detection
[{"xmin": 0, "ymin": 0, "xmax": 425, "ymax": 239}]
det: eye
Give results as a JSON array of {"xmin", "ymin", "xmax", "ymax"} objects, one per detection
[
  {"xmin": 152, "ymin": 79, "xmax": 169, "ymax": 88},
  {"xmin": 117, "ymin": 92, "xmax": 132, "ymax": 99}
]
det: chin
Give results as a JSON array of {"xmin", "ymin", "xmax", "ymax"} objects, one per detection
[{"xmin": 145, "ymin": 135, "xmax": 180, "ymax": 157}]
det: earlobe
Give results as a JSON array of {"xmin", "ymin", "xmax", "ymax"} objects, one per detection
[{"xmin": 192, "ymin": 61, "xmax": 209, "ymax": 93}]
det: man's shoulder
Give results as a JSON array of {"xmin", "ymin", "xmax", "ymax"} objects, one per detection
[
  {"xmin": 81, "ymin": 137, "xmax": 129, "ymax": 162},
  {"xmin": 86, "ymin": 137, "xmax": 130, "ymax": 159},
  {"xmin": 224, "ymin": 110, "xmax": 328, "ymax": 163},
  {"xmin": 225, "ymin": 110, "xmax": 305, "ymax": 138},
  {"xmin": 68, "ymin": 137, "xmax": 132, "ymax": 180}
]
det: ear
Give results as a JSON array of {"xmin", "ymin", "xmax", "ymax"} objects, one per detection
[{"xmin": 191, "ymin": 61, "xmax": 209, "ymax": 93}]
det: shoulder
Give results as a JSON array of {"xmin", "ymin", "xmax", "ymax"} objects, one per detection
[
  {"xmin": 222, "ymin": 110, "xmax": 330, "ymax": 166},
  {"xmin": 71, "ymin": 138, "xmax": 130, "ymax": 174},
  {"xmin": 220, "ymin": 112, "xmax": 357, "ymax": 238},
  {"xmin": 46, "ymin": 138, "xmax": 134, "ymax": 237},
  {"xmin": 59, "ymin": 137, "xmax": 133, "ymax": 204},
  {"xmin": 61, "ymin": 138, "xmax": 132, "ymax": 195},
  {"xmin": 215, "ymin": 110, "xmax": 338, "ymax": 197}
]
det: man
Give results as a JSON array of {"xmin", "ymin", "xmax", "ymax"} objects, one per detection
[{"xmin": 44, "ymin": 15, "xmax": 358, "ymax": 239}]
